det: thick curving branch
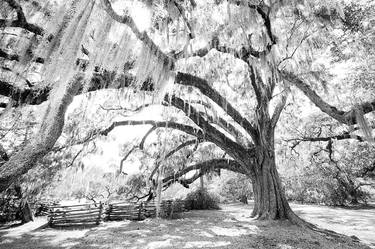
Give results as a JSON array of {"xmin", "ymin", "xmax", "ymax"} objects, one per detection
[
  {"xmin": 168, "ymin": 95, "xmax": 251, "ymax": 150},
  {"xmin": 174, "ymin": 1, "xmax": 276, "ymax": 61},
  {"xmin": 0, "ymin": 74, "xmax": 84, "ymax": 192},
  {"xmin": 282, "ymin": 70, "xmax": 375, "ymax": 125},
  {"xmin": 172, "ymin": 37, "xmax": 265, "ymax": 62},
  {"xmin": 172, "ymin": 0, "xmax": 195, "ymax": 39},
  {"xmin": 1, "ymin": 0, "xmax": 44, "ymax": 35},
  {"xmin": 118, "ymin": 146, "xmax": 138, "ymax": 176},
  {"xmin": 0, "ymin": 79, "xmax": 51, "ymax": 106},
  {"xmin": 149, "ymin": 139, "xmax": 200, "ymax": 180},
  {"xmin": 164, "ymin": 139, "xmax": 200, "ymax": 160},
  {"xmin": 139, "ymin": 126, "xmax": 157, "ymax": 150},
  {"xmin": 100, "ymin": 120, "xmax": 203, "ymax": 139},
  {"xmin": 175, "ymin": 72, "xmax": 257, "ymax": 140},
  {"xmin": 162, "ymin": 97, "xmax": 248, "ymax": 144},
  {"xmin": 0, "ymin": 72, "xmax": 138, "ymax": 107},
  {"xmin": 99, "ymin": 94, "xmax": 255, "ymax": 176},
  {"xmin": 101, "ymin": 0, "xmax": 174, "ymax": 70},
  {"xmin": 286, "ymin": 131, "xmax": 369, "ymax": 145},
  {"xmin": 1, "ymin": 68, "xmax": 257, "ymax": 147},
  {"xmin": 248, "ymin": 66, "xmax": 262, "ymax": 105},
  {"xmin": 271, "ymin": 92, "xmax": 288, "ymax": 128},
  {"xmin": 162, "ymin": 158, "xmax": 248, "ymax": 188},
  {"xmin": 168, "ymin": 94, "xmax": 255, "ymax": 175},
  {"xmin": 198, "ymin": 110, "xmax": 251, "ymax": 145},
  {"xmin": 118, "ymin": 126, "xmax": 167, "ymax": 175},
  {"xmin": 232, "ymin": 1, "xmax": 276, "ymax": 55}
]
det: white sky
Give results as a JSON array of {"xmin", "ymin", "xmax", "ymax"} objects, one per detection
[{"xmin": 66, "ymin": 89, "xmax": 164, "ymax": 175}]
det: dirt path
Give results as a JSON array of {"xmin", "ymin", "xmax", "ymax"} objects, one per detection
[{"xmin": 0, "ymin": 203, "xmax": 373, "ymax": 249}]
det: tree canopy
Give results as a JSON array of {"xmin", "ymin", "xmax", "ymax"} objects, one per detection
[{"xmin": 0, "ymin": 0, "xmax": 374, "ymax": 226}]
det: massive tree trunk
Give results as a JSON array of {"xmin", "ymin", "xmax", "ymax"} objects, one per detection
[
  {"xmin": 245, "ymin": 84, "xmax": 295, "ymax": 220},
  {"xmin": 251, "ymin": 148, "xmax": 291, "ymax": 219},
  {"xmin": 0, "ymin": 74, "xmax": 83, "ymax": 192}
]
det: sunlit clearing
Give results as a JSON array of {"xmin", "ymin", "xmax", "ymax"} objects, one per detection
[
  {"xmin": 210, "ymin": 226, "xmax": 256, "ymax": 236},
  {"xmin": 94, "ymin": 220, "xmax": 130, "ymax": 230},
  {"xmin": 183, "ymin": 241, "xmax": 231, "ymax": 248},
  {"xmin": 147, "ymin": 239, "xmax": 173, "ymax": 248},
  {"xmin": 28, "ymin": 229, "xmax": 89, "ymax": 245}
]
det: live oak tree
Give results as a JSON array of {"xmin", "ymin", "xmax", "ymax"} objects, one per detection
[{"xmin": 0, "ymin": 0, "xmax": 374, "ymax": 227}]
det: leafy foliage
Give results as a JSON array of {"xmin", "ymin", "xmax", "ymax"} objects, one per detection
[
  {"xmin": 283, "ymin": 142, "xmax": 375, "ymax": 205},
  {"xmin": 216, "ymin": 172, "xmax": 252, "ymax": 203},
  {"xmin": 184, "ymin": 188, "xmax": 220, "ymax": 210}
]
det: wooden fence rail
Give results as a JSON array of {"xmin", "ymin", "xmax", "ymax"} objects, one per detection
[
  {"xmin": 48, "ymin": 203, "xmax": 103, "ymax": 227},
  {"xmin": 48, "ymin": 199, "xmax": 186, "ymax": 227},
  {"xmin": 105, "ymin": 200, "xmax": 186, "ymax": 221}
]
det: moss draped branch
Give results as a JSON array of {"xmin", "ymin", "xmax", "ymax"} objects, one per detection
[
  {"xmin": 287, "ymin": 130, "xmax": 370, "ymax": 145},
  {"xmin": 101, "ymin": 0, "xmax": 174, "ymax": 70},
  {"xmin": 100, "ymin": 120, "xmax": 203, "ymax": 139},
  {"xmin": 172, "ymin": 38, "xmax": 267, "ymax": 62},
  {"xmin": 175, "ymin": 72, "xmax": 258, "ymax": 141},
  {"xmin": 162, "ymin": 158, "xmax": 248, "ymax": 188},
  {"xmin": 0, "ymin": 74, "xmax": 84, "ymax": 192},
  {"xmin": 149, "ymin": 139, "xmax": 200, "ymax": 181},
  {"xmin": 282, "ymin": 70, "xmax": 375, "ymax": 125}
]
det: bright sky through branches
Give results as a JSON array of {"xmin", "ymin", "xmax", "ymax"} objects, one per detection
[{"xmin": 112, "ymin": 0, "xmax": 151, "ymax": 32}]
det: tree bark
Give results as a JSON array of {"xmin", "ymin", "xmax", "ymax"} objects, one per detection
[
  {"xmin": 199, "ymin": 174, "xmax": 204, "ymax": 189},
  {"xmin": 19, "ymin": 198, "xmax": 33, "ymax": 223},
  {"xmin": 247, "ymin": 90, "xmax": 297, "ymax": 221},
  {"xmin": 156, "ymin": 165, "xmax": 163, "ymax": 218},
  {"xmin": 251, "ymin": 152, "xmax": 291, "ymax": 219},
  {"xmin": 0, "ymin": 74, "xmax": 83, "ymax": 192}
]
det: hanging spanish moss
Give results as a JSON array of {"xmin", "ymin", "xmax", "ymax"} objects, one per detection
[
  {"xmin": 81, "ymin": 4, "xmax": 113, "ymax": 77},
  {"xmin": 355, "ymin": 106, "xmax": 374, "ymax": 143},
  {"xmin": 39, "ymin": 2, "xmax": 74, "ymax": 62},
  {"xmin": 43, "ymin": 0, "xmax": 94, "ymax": 85},
  {"xmin": 135, "ymin": 44, "xmax": 175, "ymax": 103}
]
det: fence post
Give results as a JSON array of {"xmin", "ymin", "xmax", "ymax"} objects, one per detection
[
  {"xmin": 169, "ymin": 200, "xmax": 174, "ymax": 219},
  {"xmin": 138, "ymin": 202, "xmax": 143, "ymax": 221},
  {"xmin": 97, "ymin": 202, "xmax": 103, "ymax": 225},
  {"xmin": 48, "ymin": 207, "xmax": 53, "ymax": 227},
  {"xmin": 107, "ymin": 204, "xmax": 112, "ymax": 221}
]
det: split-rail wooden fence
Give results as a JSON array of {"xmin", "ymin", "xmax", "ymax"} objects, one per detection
[
  {"xmin": 48, "ymin": 199, "xmax": 186, "ymax": 227},
  {"xmin": 48, "ymin": 203, "xmax": 102, "ymax": 227}
]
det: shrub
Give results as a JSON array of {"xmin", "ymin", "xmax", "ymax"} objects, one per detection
[
  {"xmin": 284, "ymin": 170, "xmax": 370, "ymax": 206},
  {"xmin": 184, "ymin": 188, "xmax": 220, "ymax": 210},
  {"xmin": 159, "ymin": 199, "xmax": 186, "ymax": 219}
]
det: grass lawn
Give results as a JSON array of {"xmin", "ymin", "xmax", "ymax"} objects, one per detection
[{"xmin": 0, "ymin": 203, "xmax": 373, "ymax": 249}]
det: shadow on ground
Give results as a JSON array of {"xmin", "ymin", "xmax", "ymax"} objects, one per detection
[{"xmin": 0, "ymin": 203, "xmax": 373, "ymax": 249}]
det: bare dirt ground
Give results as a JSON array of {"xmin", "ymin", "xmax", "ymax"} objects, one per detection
[
  {"xmin": 290, "ymin": 202, "xmax": 375, "ymax": 248},
  {"xmin": 0, "ymin": 203, "xmax": 374, "ymax": 249}
]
